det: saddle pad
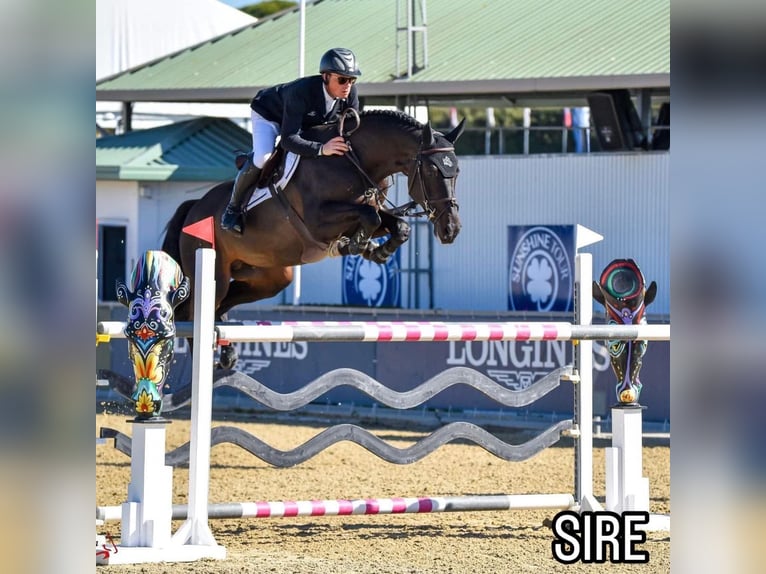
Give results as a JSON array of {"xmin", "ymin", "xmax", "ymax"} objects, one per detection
[{"xmin": 246, "ymin": 152, "xmax": 301, "ymax": 212}]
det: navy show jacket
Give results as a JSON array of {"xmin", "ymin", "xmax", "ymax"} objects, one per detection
[{"xmin": 250, "ymin": 75, "xmax": 360, "ymax": 156}]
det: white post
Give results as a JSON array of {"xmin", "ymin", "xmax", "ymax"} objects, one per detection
[
  {"xmin": 292, "ymin": 265, "xmax": 302, "ymax": 305},
  {"xmin": 605, "ymin": 407, "xmax": 670, "ymax": 530},
  {"xmin": 172, "ymin": 248, "xmax": 223, "ymax": 552},
  {"xmin": 120, "ymin": 421, "xmax": 173, "ymax": 548},
  {"xmin": 606, "ymin": 407, "xmax": 649, "ymax": 513}
]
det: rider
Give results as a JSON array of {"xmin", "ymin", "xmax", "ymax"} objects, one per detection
[{"xmin": 220, "ymin": 47, "xmax": 363, "ymax": 234}]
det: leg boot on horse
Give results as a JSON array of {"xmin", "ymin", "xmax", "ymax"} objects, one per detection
[{"xmin": 221, "ymin": 154, "xmax": 261, "ymax": 234}]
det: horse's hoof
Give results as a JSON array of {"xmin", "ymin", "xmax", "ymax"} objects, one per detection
[
  {"xmin": 369, "ymin": 249, "xmax": 391, "ymax": 264},
  {"xmin": 348, "ymin": 238, "xmax": 370, "ymax": 256},
  {"xmin": 218, "ymin": 345, "xmax": 238, "ymax": 370}
]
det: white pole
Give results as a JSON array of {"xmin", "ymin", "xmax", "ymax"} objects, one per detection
[
  {"xmin": 298, "ymin": 0, "xmax": 306, "ymax": 77},
  {"xmin": 522, "ymin": 107, "xmax": 531, "ymax": 155},
  {"xmin": 575, "ymin": 252, "xmax": 593, "ymax": 503},
  {"xmin": 293, "ymin": 0, "xmax": 306, "ymax": 305},
  {"xmin": 172, "ymin": 248, "xmax": 220, "ymax": 549}
]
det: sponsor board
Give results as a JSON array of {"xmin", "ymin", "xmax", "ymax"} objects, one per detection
[
  {"xmin": 100, "ymin": 307, "xmax": 669, "ymax": 422},
  {"xmin": 508, "ymin": 225, "xmax": 575, "ymax": 312},
  {"xmin": 342, "ymin": 241, "xmax": 401, "ymax": 307}
]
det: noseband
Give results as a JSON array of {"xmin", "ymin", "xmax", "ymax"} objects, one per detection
[{"xmin": 407, "ymin": 146, "xmax": 459, "ymax": 223}]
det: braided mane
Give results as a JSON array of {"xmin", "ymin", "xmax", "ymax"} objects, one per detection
[{"xmin": 359, "ymin": 109, "xmax": 423, "ymax": 132}]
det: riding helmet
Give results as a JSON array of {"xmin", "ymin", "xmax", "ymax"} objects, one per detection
[{"xmin": 319, "ymin": 48, "xmax": 362, "ymax": 77}]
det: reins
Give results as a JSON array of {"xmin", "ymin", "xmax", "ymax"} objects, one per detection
[
  {"xmin": 338, "ymin": 108, "xmax": 391, "ymax": 208},
  {"xmin": 336, "ymin": 108, "xmax": 457, "ymax": 220}
]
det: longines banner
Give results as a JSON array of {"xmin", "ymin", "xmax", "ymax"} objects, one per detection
[
  {"xmin": 341, "ymin": 241, "xmax": 401, "ymax": 308},
  {"xmin": 508, "ymin": 225, "xmax": 576, "ymax": 312},
  {"xmin": 99, "ymin": 307, "xmax": 671, "ymax": 423}
]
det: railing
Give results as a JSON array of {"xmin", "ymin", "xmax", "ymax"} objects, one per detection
[{"xmin": 453, "ymin": 125, "xmax": 670, "ymax": 155}]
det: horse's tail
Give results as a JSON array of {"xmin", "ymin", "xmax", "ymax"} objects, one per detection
[{"xmin": 161, "ymin": 199, "xmax": 197, "ymax": 270}]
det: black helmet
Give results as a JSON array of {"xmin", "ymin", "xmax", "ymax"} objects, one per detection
[{"xmin": 319, "ymin": 48, "xmax": 361, "ymax": 77}]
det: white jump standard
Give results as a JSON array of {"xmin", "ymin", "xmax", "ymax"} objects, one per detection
[{"xmin": 96, "ymin": 244, "xmax": 670, "ymax": 565}]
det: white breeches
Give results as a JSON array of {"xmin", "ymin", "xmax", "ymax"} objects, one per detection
[{"xmin": 250, "ymin": 110, "xmax": 280, "ymax": 169}]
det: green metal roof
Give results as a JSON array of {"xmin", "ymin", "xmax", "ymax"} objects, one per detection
[
  {"xmin": 96, "ymin": 0, "xmax": 669, "ymax": 103},
  {"xmin": 96, "ymin": 117, "xmax": 251, "ymax": 181}
]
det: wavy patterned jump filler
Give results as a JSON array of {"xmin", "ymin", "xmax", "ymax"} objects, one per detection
[
  {"xmin": 99, "ymin": 365, "xmax": 572, "ymax": 413},
  {"xmin": 102, "ymin": 419, "xmax": 573, "ymax": 468}
]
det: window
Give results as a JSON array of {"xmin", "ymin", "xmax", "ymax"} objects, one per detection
[{"xmin": 98, "ymin": 224, "xmax": 126, "ymax": 301}]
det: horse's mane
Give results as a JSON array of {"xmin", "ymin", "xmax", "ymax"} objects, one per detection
[
  {"xmin": 307, "ymin": 109, "xmax": 423, "ymax": 142},
  {"xmin": 358, "ymin": 109, "xmax": 423, "ymax": 132}
]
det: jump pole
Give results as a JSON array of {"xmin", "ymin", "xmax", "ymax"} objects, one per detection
[
  {"xmin": 98, "ymin": 493, "xmax": 575, "ymax": 523},
  {"xmin": 99, "ymin": 321, "xmax": 670, "ymax": 343}
]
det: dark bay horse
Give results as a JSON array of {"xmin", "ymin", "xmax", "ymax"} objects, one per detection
[{"xmin": 162, "ymin": 109, "xmax": 465, "ymax": 367}]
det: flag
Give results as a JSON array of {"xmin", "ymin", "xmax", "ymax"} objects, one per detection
[{"xmin": 182, "ymin": 216, "xmax": 215, "ymax": 250}]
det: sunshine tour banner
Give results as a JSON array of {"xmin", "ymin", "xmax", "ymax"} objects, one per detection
[
  {"xmin": 508, "ymin": 225, "xmax": 576, "ymax": 313},
  {"xmin": 341, "ymin": 241, "xmax": 401, "ymax": 308}
]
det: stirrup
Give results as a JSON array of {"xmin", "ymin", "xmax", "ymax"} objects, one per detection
[{"xmin": 221, "ymin": 207, "xmax": 245, "ymax": 234}]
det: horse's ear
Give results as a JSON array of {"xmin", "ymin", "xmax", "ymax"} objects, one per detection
[
  {"xmin": 444, "ymin": 118, "xmax": 466, "ymax": 143},
  {"xmin": 170, "ymin": 276, "xmax": 191, "ymax": 309},
  {"xmin": 116, "ymin": 280, "xmax": 131, "ymax": 308},
  {"xmin": 644, "ymin": 281, "xmax": 657, "ymax": 307},
  {"xmin": 592, "ymin": 281, "xmax": 605, "ymax": 306},
  {"xmin": 422, "ymin": 122, "xmax": 435, "ymax": 147}
]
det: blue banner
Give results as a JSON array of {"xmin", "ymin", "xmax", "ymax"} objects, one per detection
[
  {"xmin": 341, "ymin": 240, "xmax": 401, "ymax": 308},
  {"xmin": 508, "ymin": 225, "xmax": 575, "ymax": 312}
]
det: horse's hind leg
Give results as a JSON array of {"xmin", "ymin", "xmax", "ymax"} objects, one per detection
[
  {"xmin": 218, "ymin": 265, "xmax": 294, "ymax": 316},
  {"xmin": 175, "ymin": 249, "xmax": 239, "ymax": 368},
  {"xmin": 218, "ymin": 266, "xmax": 293, "ymax": 366},
  {"xmin": 218, "ymin": 267, "xmax": 293, "ymax": 369}
]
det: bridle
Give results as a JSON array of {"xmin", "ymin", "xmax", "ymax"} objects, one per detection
[
  {"xmin": 337, "ymin": 108, "xmax": 459, "ymax": 221},
  {"xmin": 404, "ymin": 146, "xmax": 459, "ymax": 223}
]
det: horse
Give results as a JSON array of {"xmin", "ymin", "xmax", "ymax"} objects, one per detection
[{"xmin": 161, "ymin": 109, "xmax": 465, "ymax": 368}]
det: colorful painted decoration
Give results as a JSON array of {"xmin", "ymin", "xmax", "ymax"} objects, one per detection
[
  {"xmin": 592, "ymin": 259, "xmax": 657, "ymax": 405},
  {"xmin": 116, "ymin": 251, "xmax": 190, "ymax": 419}
]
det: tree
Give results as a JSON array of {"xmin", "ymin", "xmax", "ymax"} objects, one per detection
[{"xmin": 240, "ymin": 1, "xmax": 296, "ymax": 19}]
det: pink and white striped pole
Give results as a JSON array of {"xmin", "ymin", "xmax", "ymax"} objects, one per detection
[
  {"xmin": 214, "ymin": 321, "xmax": 669, "ymax": 345},
  {"xmin": 97, "ymin": 493, "xmax": 574, "ymax": 522},
  {"xmin": 98, "ymin": 321, "xmax": 669, "ymax": 344}
]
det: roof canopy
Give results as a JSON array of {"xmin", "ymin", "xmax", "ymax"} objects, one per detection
[
  {"xmin": 96, "ymin": 0, "xmax": 669, "ymax": 106},
  {"xmin": 96, "ymin": 117, "xmax": 251, "ymax": 181}
]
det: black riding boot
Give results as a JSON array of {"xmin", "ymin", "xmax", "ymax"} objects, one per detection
[{"xmin": 221, "ymin": 157, "xmax": 261, "ymax": 234}]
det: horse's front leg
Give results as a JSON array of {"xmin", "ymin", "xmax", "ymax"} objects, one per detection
[
  {"xmin": 346, "ymin": 205, "xmax": 381, "ymax": 256},
  {"xmin": 362, "ymin": 212, "xmax": 411, "ymax": 264},
  {"xmin": 315, "ymin": 202, "xmax": 381, "ymax": 256}
]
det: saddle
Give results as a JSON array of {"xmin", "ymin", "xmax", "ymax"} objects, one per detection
[{"xmin": 234, "ymin": 147, "xmax": 287, "ymax": 189}]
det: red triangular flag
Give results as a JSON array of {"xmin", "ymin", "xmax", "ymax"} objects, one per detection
[{"xmin": 182, "ymin": 216, "xmax": 215, "ymax": 250}]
